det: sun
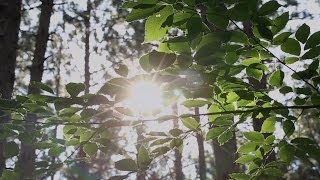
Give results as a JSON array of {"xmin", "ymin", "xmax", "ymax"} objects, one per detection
[{"xmin": 126, "ymin": 81, "xmax": 163, "ymax": 113}]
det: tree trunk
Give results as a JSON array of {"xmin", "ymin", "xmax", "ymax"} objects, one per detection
[
  {"xmin": 0, "ymin": 0, "xmax": 22, "ymax": 175},
  {"xmin": 212, "ymin": 133, "xmax": 238, "ymax": 180},
  {"xmin": 173, "ymin": 104, "xmax": 184, "ymax": 180},
  {"xmin": 195, "ymin": 108, "xmax": 206, "ymax": 180},
  {"xmin": 78, "ymin": 0, "xmax": 92, "ymax": 172},
  {"xmin": 18, "ymin": 0, "xmax": 53, "ymax": 178}
]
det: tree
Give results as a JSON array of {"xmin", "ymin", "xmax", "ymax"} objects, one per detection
[
  {"xmin": 2, "ymin": 0, "xmax": 320, "ymax": 179},
  {"xmin": 0, "ymin": 0, "xmax": 22, "ymax": 175},
  {"xmin": 18, "ymin": 0, "xmax": 54, "ymax": 178}
]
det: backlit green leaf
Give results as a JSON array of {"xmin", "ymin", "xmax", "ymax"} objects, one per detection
[
  {"xmin": 83, "ymin": 143, "xmax": 98, "ymax": 157},
  {"xmin": 145, "ymin": 6, "xmax": 173, "ymax": 42},
  {"xmin": 235, "ymin": 154, "xmax": 257, "ymax": 164},
  {"xmin": 269, "ymin": 70, "xmax": 284, "ymax": 87},
  {"xmin": 206, "ymin": 127, "xmax": 228, "ymax": 140},
  {"xmin": 181, "ymin": 117, "xmax": 200, "ymax": 131},
  {"xmin": 261, "ymin": 117, "xmax": 276, "ymax": 133},
  {"xmin": 115, "ymin": 159, "xmax": 138, "ymax": 172},
  {"xmin": 279, "ymin": 144, "xmax": 295, "ymax": 163},
  {"xmin": 181, "ymin": 99, "xmax": 210, "ymax": 108},
  {"xmin": 243, "ymin": 131, "xmax": 264, "ymax": 143}
]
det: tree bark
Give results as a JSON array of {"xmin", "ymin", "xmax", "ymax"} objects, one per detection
[
  {"xmin": 195, "ymin": 2, "xmax": 239, "ymax": 178},
  {"xmin": 0, "ymin": 0, "xmax": 22, "ymax": 175},
  {"xmin": 173, "ymin": 104, "xmax": 184, "ymax": 180},
  {"xmin": 195, "ymin": 108, "xmax": 206, "ymax": 180},
  {"xmin": 18, "ymin": 0, "xmax": 53, "ymax": 178},
  {"xmin": 212, "ymin": 133, "xmax": 238, "ymax": 180},
  {"xmin": 78, "ymin": 0, "xmax": 92, "ymax": 173}
]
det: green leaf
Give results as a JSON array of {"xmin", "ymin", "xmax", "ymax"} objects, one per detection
[
  {"xmin": 265, "ymin": 135, "xmax": 275, "ymax": 145},
  {"xmin": 206, "ymin": 127, "xmax": 228, "ymax": 140},
  {"xmin": 226, "ymin": 92, "xmax": 240, "ymax": 103},
  {"xmin": 269, "ymin": 70, "xmax": 284, "ymax": 87},
  {"xmin": 261, "ymin": 117, "xmax": 276, "ymax": 133},
  {"xmin": 242, "ymin": 57, "xmax": 260, "ymax": 66},
  {"xmin": 229, "ymin": 173, "xmax": 250, "ymax": 180},
  {"xmin": 126, "ymin": 5, "xmax": 162, "ymax": 22},
  {"xmin": 243, "ymin": 131, "xmax": 264, "ymax": 143},
  {"xmin": 98, "ymin": 78, "xmax": 130, "ymax": 96},
  {"xmin": 181, "ymin": 117, "xmax": 200, "ymax": 131},
  {"xmin": 305, "ymin": 31, "xmax": 320, "ymax": 50},
  {"xmin": 284, "ymin": 57, "xmax": 299, "ymax": 64},
  {"xmin": 66, "ymin": 83, "xmax": 85, "ymax": 97},
  {"xmin": 1, "ymin": 170, "xmax": 19, "ymax": 180},
  {"xmin": 225, "ymin": 52, "xmax": 239, "ymax": 65},
  {"xmin": 83, "ymin": 143, "xmax": 98, "ymax": 157},
  {"xmin": 177, "ymin": 54, "xmax": 193, "ymax": 69},
  {"xmin": 170, "ymin": 138, "xmax": 183, "ymax": 149},
  {"xmin": 59, "ymin": 107, "xmax": 81, "ymax": 116},
  {"xmin": 139, "ymin": 54, "xmax": 152, "ymax": 72},
  {"xmin": 291, "ymin": 137, "xmax": 316, "ymax": 145},
  {"xmin": 258, "ymin": 1, "xmax": 281, "ymax": 16},
  {"xmin": 218, "ymin": 129, "xmax": 233, "ymax": 145},
  {"xmin": 138, "ymin": 146, "xmax": 152, "ymax": 170},
  {"xmin": 149, "ymin": 50, "xmax": 176, "ymax": 70},
  {"xmin": 257, "ymin": 25, "xmax": 273, "ymax": 40},
  {"xmin": 295, "ymin": 23, "xmax": 310, "ymax": 43},
  {"xmin": 4, "ymin": 141, "xmax": 19, "ymax": 158},
  {"xmin": 115, "ymin": 159, "xmax": 138, "ymax": 172},
  {"xmin": 279, "ymin": 144, "xmax": 295, "ymax": 163},
  {"xmin": 169, "ymin": 128, "xmax": 183, "ymax": 137},
  {"xmin": 150, "ymin": 138, "xmax": 172, "ymax": 146},
  {"xmin": 237, "ymin": 142, "xmax": 258, "ymax": 154},
  {"xmin": 207, "ymin": 6, "xmax": 229, "ymax": 29},
  {"xmin": 301, "ymin": 46, "xmax": 320, "ymax": 59},
  {"xmin": 246, "ymin": 67, "xmax": 263, "ymax": 81},
  {"xmin": 235, "ymin": 154, "xmax": 257, "ymax": 164},
  {"xmin": 152, "ymin": 146, "xmax": 170, "ymax": 157},
  {"xmin": 273, "ymin": 32, "xmax": 292, "ymax": 45},
  {"xmin": 263, "ymin": 167, "xmax": 283, "ymax": 177},
  {"xmin": 80, "ymin": 131, "xmax": 93, "ymax": 143},
  {"xmin": 31, "ymin": 81, "xmax": 54, "ymax": 94},
  {"xmin": 281, "ymin": 38, "xmax": 301, "ymax": 56},
  {"xmin": 283, "ymin": 120, "xmax": 294, "ymax": 137},
  {"xmin": 145, "ymin": 6, "xmax": 173, "ymax": 42},
  {"xmin": 272, "ymin": 12, "xmax": 289, "ymax": 34},
  {"xmin": 181, "ymin": 99, "xmax": 210, "ymax": 108},
  {"xmin": 211, "ymin": 116, "xmax": 233, "ymax": 126},
  {"xmin": 115, "ymin": 64, "xmax": 129, "ymax": 77},
  {"xmin": 48, "ymin": 146, "xmax": 65, "ymax": 156}
]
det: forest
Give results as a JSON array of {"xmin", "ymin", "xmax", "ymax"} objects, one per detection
[{"xmin": 1, "ymin": 0, "xmax": 320, "ymax": 179}]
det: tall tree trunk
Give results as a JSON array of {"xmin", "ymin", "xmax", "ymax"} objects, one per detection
[
  {"xmin": 195, "ymin": 108, "xmax": 206, "ymax": 180},
  {"xmin": 84, "ymin": 0, "xmax": 91, "ymax": 94},
  {"xmin": 193, "ymin": 2, "xmax": 239, "ymax": 178},
  {"xmin": 173, "ymin": 104, "xmax": 184, "ymax": 180},
  {"xmin": 0, "ymin": 0, "xmax": 22, "ymax": 175},
  {"xmin": 18, "ymin": 0, "xmax": 53, "ymax": 178},
  {"xmin": 78, "ymin": 0, "xmax": 92, "ymax": 172},
  {"xmin": 212, "ymin": 133, "xmax": 238, "ymax": 180}
]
